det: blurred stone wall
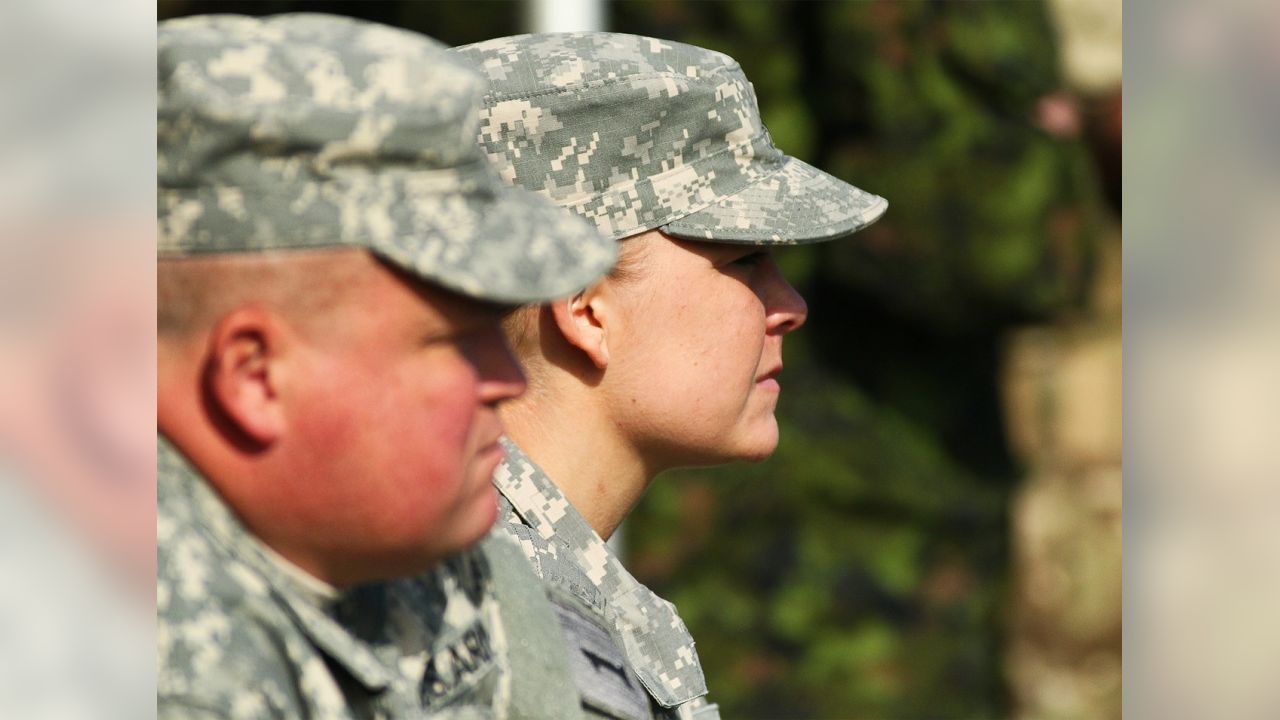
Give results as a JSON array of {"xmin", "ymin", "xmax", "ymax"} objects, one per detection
[
  {"xmin": 1002, "ymin": 226, "xmax": 1121, "ymax": 720},
  {"xmin": 1003, "ymin": 2, "xmax": 1122, "ymax": 718}
]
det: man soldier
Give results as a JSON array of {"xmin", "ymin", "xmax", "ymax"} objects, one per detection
[{"xmin": 158, "ymin": 15, "xmax": 613, "ymax": 719}]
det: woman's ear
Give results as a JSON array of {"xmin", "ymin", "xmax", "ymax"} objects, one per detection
[
  {"xmin": 549, "ymin": 288, "xmax": 610, "ymax": 370},
  {"xmin": 203, "ymin": 308, "xmax": 288, "ymax": 446}
]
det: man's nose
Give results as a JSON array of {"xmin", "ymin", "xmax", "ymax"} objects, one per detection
[{"xmin": 473, "ymin": 329, "xmax": 528, "ymax": 404}]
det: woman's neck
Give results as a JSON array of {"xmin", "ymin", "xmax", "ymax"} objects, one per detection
[{"xmin": 499, "ymin": 385, "xmax": 655, "ymax": 541}]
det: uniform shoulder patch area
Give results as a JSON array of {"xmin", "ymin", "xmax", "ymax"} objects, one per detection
[{"xmin": 550, "ymin": 592, "xmax": 651, "ymax": 720}]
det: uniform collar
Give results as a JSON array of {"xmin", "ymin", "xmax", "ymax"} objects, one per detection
[
  {"xmin": 157, "ymin": 436, "xmax": 397, "ymax": 693},
  {"xmin": 493, "ymin": 437, "xmax": 708, "ymax": 708}
]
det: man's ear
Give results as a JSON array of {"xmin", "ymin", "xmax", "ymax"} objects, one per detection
[
  {"xmin": 203, "ymin": 308, "xmax": 288, "ymax": 446},
  {"xmin": 549, "ymin": 288, "xmax": 610, "ymax": 370}
]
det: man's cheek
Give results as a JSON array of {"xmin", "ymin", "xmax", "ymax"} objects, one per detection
[
  {"xmin": 416, "ymin": 384, "xmax": 482, "ymax": 458},
  {"xmin": 290, "ymin": 387, "xmax": 363, "ymax": 461}
]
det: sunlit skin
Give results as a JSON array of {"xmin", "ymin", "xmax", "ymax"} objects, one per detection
[
  {"xmin": 600, "ymin": 237, "xmax": 805, "ymax": 467},
  {"xmin": 499, "ymin": 230, "xmax": 807, "ymax": 538},
  {"xmin": 158, "ymin": 249, "xmax": 525, "ymax": 587}
]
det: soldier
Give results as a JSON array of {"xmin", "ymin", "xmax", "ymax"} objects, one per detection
[
  {"xmin": 450, "ymin": 33, "xmax": 888, "ymax": 719},
  {"xmin": 157, "ymin": 15, "xmax": 614, "ymax": 719}
]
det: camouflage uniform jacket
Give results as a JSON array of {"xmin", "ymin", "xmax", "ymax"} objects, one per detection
[
  {"xmin": 492, "ymin": 439, "xmax": 721, "ymax": 720},
  {"xmin": 157, "ymin": 436, "xmax": 522, "ymax": 720}
]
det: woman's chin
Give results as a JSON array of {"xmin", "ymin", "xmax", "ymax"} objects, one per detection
[{"xmin": 721, "ymin": 424, "xmax": 781, "ymax": 464}]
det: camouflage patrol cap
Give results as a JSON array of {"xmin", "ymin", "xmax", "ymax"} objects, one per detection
[
  {"xmin": 158, "ymin": 14, "xmax": 615, "ymax": 304},
  {"xmin": 451, "ymin": 32, "xmax": 887, "ymax": 244}
]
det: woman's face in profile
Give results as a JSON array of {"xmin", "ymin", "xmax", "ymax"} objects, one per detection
[{"xmin": 599, "ymin": 233, "xmax": 808, "ymax": 470}]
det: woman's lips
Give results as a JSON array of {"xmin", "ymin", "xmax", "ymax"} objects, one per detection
[{"xmin": 756, "ymin": 365, "xmax": 782, "ymax": 391}]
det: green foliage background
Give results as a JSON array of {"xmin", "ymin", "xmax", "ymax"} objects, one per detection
[
  {"xmin": 612, "ymin": 3, "xmax": 1103, "ymax": 718},
  {"xmin": 158, "ymin": 2, "xmax": 1107, "ymax": 716}
]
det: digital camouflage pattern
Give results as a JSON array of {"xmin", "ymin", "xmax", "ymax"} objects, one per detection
[
  {"xmin": 158, "ymin": 14, "xmax": 615, "ymax": 304},
  {"xmin": 451, "ymin": 32, "xmax": 886, "ymax": 244},
  {"xmin": 158, "ymin": 437, "xmax": 511, "ymax": 719},
  {"xmin": 492, "ymin": 439, "xmax": 721, "ymax": 720}
]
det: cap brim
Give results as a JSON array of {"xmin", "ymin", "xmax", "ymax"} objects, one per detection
[
  {"xmin": 660, "ymin": 156, "xmax": 887, "ymax": 245},
  {"xmin": 371, "ymin": 184, "xmax": 617, "ymax": 306}
]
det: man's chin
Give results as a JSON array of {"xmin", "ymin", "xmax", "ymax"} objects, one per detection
[
  {"xmin": 474, "ymin": 483, "xmax": 500, "ymax": 529},
  {"xmin": 453, "ymin": 481, "xmax": 500, "ymax": 548}
]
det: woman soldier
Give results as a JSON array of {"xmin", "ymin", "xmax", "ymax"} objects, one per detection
[{"xmin": 452, "ymin": 33, "xmax": 886, "ymax": 720}]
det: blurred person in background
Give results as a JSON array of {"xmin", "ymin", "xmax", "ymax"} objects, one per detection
[
  {"xmin": 157, "ymin": 14, "xmax": 613, "ymax": 718},
  {"xmin": 451, "ymin": 32, "xmax": 886, "ymax": 720},
  {"xmin": 0, "ymin": 0, "xmax": 155, "ymax": 716}
]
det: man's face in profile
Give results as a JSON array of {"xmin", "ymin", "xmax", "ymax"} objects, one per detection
[{"xmin": 262, "ymin": 253, "xmax": 527, "ymax": 581}]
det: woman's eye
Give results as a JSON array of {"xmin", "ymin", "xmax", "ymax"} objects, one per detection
[{"xmin": 730, "ymin": 251, "xmax": 767, "ymax": 268}]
